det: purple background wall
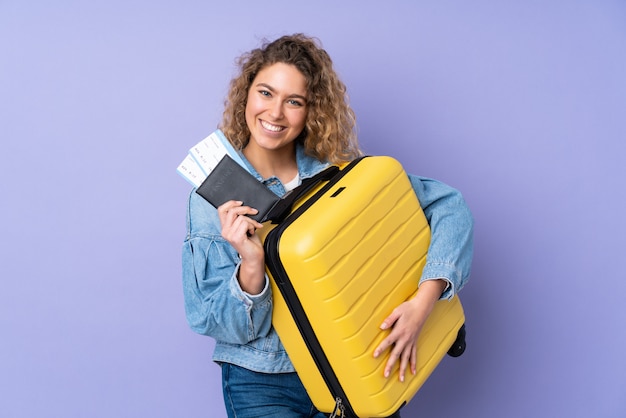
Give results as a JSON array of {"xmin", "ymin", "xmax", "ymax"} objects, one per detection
[{"xmin": 1, "ymin": 1, "xmax": 625, "ymax": 417}]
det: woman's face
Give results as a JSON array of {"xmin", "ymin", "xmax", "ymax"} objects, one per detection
[{"xmin": 245, "ymin": 62, "xmax": 308, "ymax": 153}]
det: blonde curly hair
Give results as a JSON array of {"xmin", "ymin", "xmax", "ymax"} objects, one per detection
[{"xmin": 220, "ymin": 34, "xmax": 362, "ymax": 164}]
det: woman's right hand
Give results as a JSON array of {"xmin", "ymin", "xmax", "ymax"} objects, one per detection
[{"xmin": 217, "ymin": 200, "xmax": 266, "ymax": 294}]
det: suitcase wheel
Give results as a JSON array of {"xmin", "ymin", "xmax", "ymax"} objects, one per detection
[{"xmin": 447, "ymin": 324, "xmax": 466, "ymax": 357}]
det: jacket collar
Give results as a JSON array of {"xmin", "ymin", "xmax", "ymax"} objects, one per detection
[{"xmin": 238, "ymin": 143, "xmax": 330, "ymax": 182}]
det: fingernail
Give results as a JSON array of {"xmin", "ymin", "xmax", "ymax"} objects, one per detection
[{"xmin": 380, "ymin": 323, "xmax": 388, "ymax": 330}]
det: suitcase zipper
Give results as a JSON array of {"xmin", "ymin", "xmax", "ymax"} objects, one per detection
[{"xmin": 329, "ymin": 397, "xmax": 346, "ymax": 418}]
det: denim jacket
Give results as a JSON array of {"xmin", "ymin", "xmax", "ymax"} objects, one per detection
[{"xmin": 182, "ymin": 144, "xmax": 474, "ymax": 373}]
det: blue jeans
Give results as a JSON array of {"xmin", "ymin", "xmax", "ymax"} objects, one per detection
[{"xmin": 221, "ymin": 363, "xmax": 328, "ymax": 418}]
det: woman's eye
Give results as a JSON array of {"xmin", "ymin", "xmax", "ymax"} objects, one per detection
[
  {"xmin": 287, "ymin": 99, "xmax": 303, "ymax": 107},
  {"xmin": 259, "ymin": 90, "xmax": 271, "ymax": 97}
]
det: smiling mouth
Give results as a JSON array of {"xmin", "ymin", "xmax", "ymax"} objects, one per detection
[{"xmin": 260, "ymin": 120, "xmax": 285, "ymax": 132}]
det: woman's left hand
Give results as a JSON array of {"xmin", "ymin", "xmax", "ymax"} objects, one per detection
[{"xmin": 373, "ymin": 279, "xmax": 447, "ymax": 382}]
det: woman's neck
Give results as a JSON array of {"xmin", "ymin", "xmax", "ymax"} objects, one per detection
[{"xmin": 243, "ymin": 142, "xmax": 298, "ymax": 183}]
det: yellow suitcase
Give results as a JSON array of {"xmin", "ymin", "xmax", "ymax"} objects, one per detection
[{"xmin": 259, "ymin": 156, "xmax": 466, "ymax": 417}]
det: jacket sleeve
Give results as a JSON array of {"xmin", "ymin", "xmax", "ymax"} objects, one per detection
[
  {"xmin": 408, "ymin": 174, "xmax": 474, "ymax": 300},
  {"xmin": 181, "ymin": 191, "xmax": 273, "ymax": 344}
]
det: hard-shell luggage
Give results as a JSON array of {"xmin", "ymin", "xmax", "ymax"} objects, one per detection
[{"xmin": 259, "ymin": 156, "xmax": 466, "ymax": 418}]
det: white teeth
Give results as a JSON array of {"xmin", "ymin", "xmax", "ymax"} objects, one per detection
[{"xmin": 261, "ymin": 120, "xmax": 284, "ymax": 132}]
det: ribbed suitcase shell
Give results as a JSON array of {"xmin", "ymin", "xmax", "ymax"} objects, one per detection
[{"xmin": 261, "ymin": 156, "xmax": 465, "ymax": 417}]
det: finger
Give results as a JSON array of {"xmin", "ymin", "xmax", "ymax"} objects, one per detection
[
  {"xmin": 225, "ymin": 206, "xmax": 260, "ymax": 220},
  {"xmin": 410, "ymin": 344, "xmax": 417, "ymax": 375},
  {"xmin": 228, "ymin": 214, "xmax": 261, "ymax": 241},
  {"xmin": 373, "ymin": 334, "xmax": 394, "ymax": 358},
  {"xmin": 384, "ymin": 347, "xmax": 400, "ymax": 379},
  {"xmin": 218, "ymin": 200, "xmax": 263, "ymax": 219},
  {"xmin": 243, "ymin": 217, "xmax": 260, "ymax": 237},
  {"xmin": 220, "ymin": 205, "xmax": 262, "ymax": 230},
  {"xmin": 218, "ymin": 201, "xmax": 242, "ymax": 226},
  {"xmin": 234, "ymin": 213, "xmax": 262, "ymax": 234},
  {"xmin": 380, "ymin": 308, "xmax": 401, "ymax": 331},
  {"xmin": 374, "ymin": 309, "xmax": 404, "ymax": 358},
  {"xmin": 398, "ymin": 345, "xmax": 412, "ymax": 382},
  {"xmin": 217, "ymin": 200, "xmax": 243, "ymax": 216}
]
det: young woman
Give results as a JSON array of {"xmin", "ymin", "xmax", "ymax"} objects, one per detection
[{"xmin": 182, "ymin": 34, "xmax": 474, "ymax": 418}]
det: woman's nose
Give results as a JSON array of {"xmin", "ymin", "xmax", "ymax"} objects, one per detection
[{"xmin": 268, "ymin": 101, "xmax": 284, "ymax": 120}]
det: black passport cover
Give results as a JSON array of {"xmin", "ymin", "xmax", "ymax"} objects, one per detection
[{"xmin": 195, "ymin": 155, "xmax": 280, "ymax": 222}]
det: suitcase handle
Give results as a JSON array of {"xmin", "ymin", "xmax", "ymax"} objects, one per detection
[{"xmin": 266, "ymin": 165, "xmax": 340, "ymax": 223}]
